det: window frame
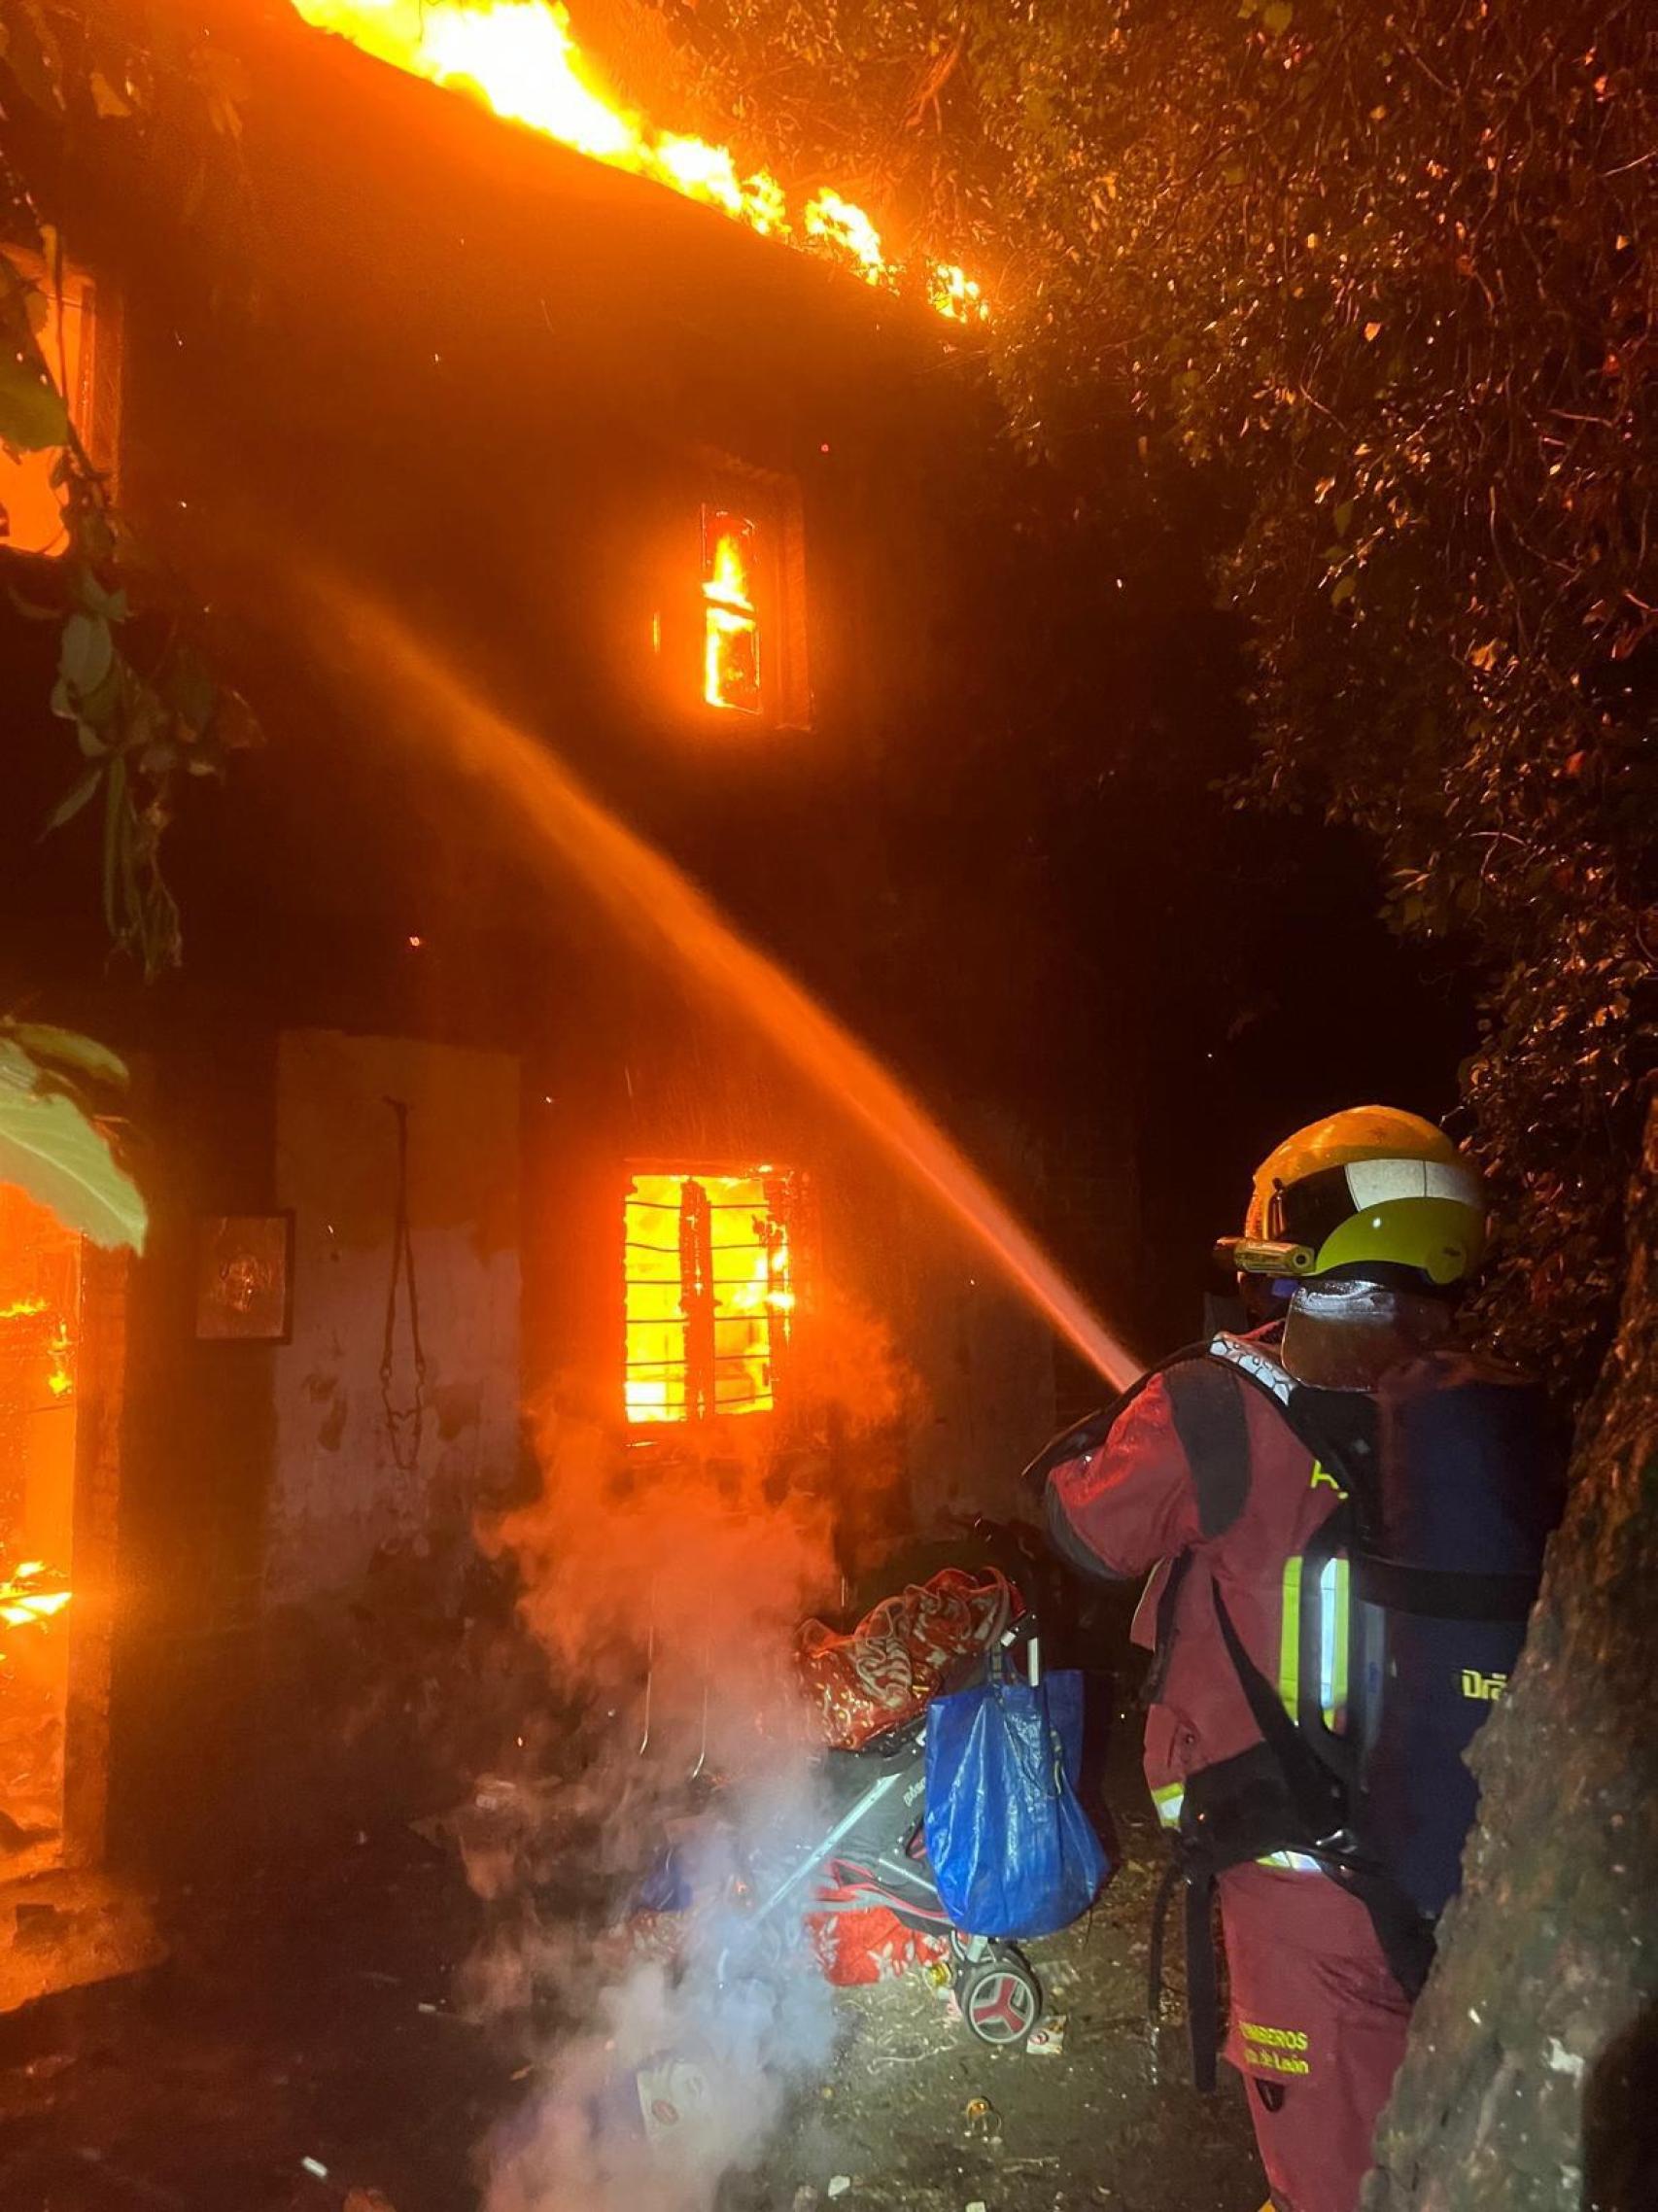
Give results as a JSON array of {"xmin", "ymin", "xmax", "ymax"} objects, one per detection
[{"xmin": 688, "ymin": 455, "xmax": 810, "ymax": 732}]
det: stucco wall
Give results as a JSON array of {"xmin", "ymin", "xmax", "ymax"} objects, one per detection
[{"xmin": 266, "ymin": 1030, "xmax": 521, "ymax": 1606}]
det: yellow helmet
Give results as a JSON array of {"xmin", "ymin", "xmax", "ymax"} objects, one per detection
[{"xmin": 1225, "ymin": 1106, "xmax": 1486, "ymax": 1288}]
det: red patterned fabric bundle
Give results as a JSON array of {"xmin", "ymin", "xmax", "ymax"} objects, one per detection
[
  {"xmin": 805, "ymin": 1903, "xmax": 950, "ymax": 1986},
  {"xmin": 795, "ymin": 1568, "xmax": 1015, "ymax": 1750}
]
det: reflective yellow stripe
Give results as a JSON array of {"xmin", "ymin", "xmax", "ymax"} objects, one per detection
[
  {"xmin": 1152, "ymin": 1782, "xmax": 1185, "ymax": 1831},
  {"xmin": 1322, "ymin": 1556, "xmax": 1351, "ymax": 1731},
  {"xmin": 1278, "ymin": 1557, "xmax": 1303, "ymax": 1717}
]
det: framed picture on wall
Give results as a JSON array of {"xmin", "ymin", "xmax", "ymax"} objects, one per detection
[{"xmin": 195, "ymin": 1213, "xmax": 294, "ymax": 1343}]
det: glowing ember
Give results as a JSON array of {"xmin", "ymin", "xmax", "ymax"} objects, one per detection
[
  {"xmin": 0, "ymin": 1561, "xmax": 72, "ymax": 1634},
  {"xmin": 624, "ymin": 1169, "xmax": 794, "ymax": 1422},
  {"xmin": 288, "ymin": 0, "xmax": 984, "ymax": 317},
  {"xmin": 702, "ymin": 508, "xmax": 761, "ymax": 714}
]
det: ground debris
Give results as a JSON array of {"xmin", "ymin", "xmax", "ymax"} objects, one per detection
[
  {"xmin": 963, "ymin": 2095, "xmax": 1002, "ymax": 2141},
  {"xmin": 2, "ymin": 1757, "xmax": 1257, "ymax": 2212}
]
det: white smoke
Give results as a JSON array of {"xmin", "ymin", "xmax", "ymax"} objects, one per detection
[{"xmin": 462, "ymin": 1405, "xmax": 850, "ymax": 2212}]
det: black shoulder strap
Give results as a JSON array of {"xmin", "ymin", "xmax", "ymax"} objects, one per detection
[
  {"xmin": 1207, "ymin": 1580, "xmax": 1436, "ymax": 2000},
  {"xmin": 1162, "ymin": 1358, "xmax": 1252, "ymax": 1538},
  {"xmin": 1207, "ymin": 1334, "xmax": 1375, "ymax": 1487},
  {"xmin": 1021, "ymin": 1341, "xmax": 1215, "ymax": 1497},
  {"xmin": 1209, "ymin": 1583, "xmax": 1351, "ymax": 1845},
  {"xmin": 1031, "ymin": 1338, "xmax": 1261, "ymax": 1512},
  {"xmin": 1037, "ymin": 1343, "xmax": 1258, "ymax": 1618}
]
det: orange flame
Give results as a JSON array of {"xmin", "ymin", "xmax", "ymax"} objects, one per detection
[
  {"xmin": 47, "ymin": 1315, "xmax": 72, "ymax": 1398},
  {"xmin": 802, "ymin": 190, "xmax": 893, "ymax": 291},
  {"xmin": 702, "ymin": 509, "xmax": 760, "ymax": 713},
  {"xmin": 288, "ymin": 0, "xmax": 986, "ymax": 319},
  {"xmin": 0, "ymin": 1293, "xmax": 73, "ymax": 1400}
]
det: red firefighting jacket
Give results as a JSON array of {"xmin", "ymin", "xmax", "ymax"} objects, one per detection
[{"xmin": 1048, "ymin": 1329, "xmax": 1346, "ymax": 1840}]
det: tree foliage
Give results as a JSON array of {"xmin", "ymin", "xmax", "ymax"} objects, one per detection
[
  {"xmin": 0, "ymin": 0, "xmax": 258, "ymax": 973},
  {"xmin": 0, "ymin": 1016, "xmax": 145, "ymax": 1248},
  {"xmin": 1363, "ymin": 1099, "xmax": 1658, "ymax": 2210},
  {"xmin": 666, "ymin": 0, "xmax": 1658, "ymax": 1402}
]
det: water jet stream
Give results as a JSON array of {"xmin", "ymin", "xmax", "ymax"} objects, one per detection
[{"xmin": 314, "ymin": 585, "xmax": 1142, "ymax": 1393}]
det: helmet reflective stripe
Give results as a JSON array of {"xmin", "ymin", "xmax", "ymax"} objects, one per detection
[
  {"xmin": 1345, "ymin": 1157, "xmax": 1484, "ymax": 1211},
  {"xmin": 1257, "ymin": 1849, "xmax": 1326, "ymax": 1873}
]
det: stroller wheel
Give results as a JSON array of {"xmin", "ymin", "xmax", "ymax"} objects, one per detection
[{"xmin": 959, "ymin": 1953, "xmax": 1042, "ymax": 2048}]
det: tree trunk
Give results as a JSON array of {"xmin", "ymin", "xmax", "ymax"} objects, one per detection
[{"xmin": 1364, "ymin": 1098, "xmax": 1658, "ymax": 2211}]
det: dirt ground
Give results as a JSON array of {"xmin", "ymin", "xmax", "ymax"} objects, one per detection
[
  {"xmin": 762, "ymin": 1814, "xmax": 1261, "ymax": 2212},
  {"xmin": 0, "ymin": 1787, "xmax": 1261, "ymax": 2212}
]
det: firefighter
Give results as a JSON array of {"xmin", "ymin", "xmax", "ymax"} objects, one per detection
[{"xmin": 1036, "ymin": 1107, "xmax": 1558, "ymax": 2212}]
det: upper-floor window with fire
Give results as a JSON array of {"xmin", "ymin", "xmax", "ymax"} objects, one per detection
[
  {"xmin": 693, "ymin": 476, "xmax": 809, "ymax": 728},
  {"xmin": 624, "ymin": 1167, "xmax": 800, "ymax": 1425},
  {"xmin": 702, "ymin": 508, "xmax": 761, "ymax": 715},
  {"xmin": 0, "ymin": 247, "xmax": 114, "ymax": 560}
]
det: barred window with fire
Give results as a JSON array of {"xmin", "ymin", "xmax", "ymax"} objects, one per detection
[{"xmin": 623, "ymin": 1168, "xmax": 802, "ymax": 1424}]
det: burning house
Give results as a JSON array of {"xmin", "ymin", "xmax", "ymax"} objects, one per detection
[{"xmin": 0, "ymin": 4, "xmax": 1099, "ymax": 2016}]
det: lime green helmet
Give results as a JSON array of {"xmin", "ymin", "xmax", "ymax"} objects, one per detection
[{"xmin": 1225, "ymin": 1106, "xmax": 1487, "ymax": 1289}]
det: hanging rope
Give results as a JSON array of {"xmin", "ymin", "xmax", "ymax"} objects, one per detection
[{"xmin": 379, "ymin": 1094, "xmax": 428, "ymax": 1473}]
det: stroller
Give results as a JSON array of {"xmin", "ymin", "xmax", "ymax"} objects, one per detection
[{"xmin": 733, "ymin": 1557, "xmax": 1050, "ymax": 2047}]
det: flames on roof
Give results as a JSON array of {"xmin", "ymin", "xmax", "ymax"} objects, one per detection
[{"xmin": 289, "ymin": 0, "xmax": 986, "ymax": 321}]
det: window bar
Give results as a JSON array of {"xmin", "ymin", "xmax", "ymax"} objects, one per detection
[{"xmin": 679, "ymin": 1177, "xmax": 716, "ymax": 1423}]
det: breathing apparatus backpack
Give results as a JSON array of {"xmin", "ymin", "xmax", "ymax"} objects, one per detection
[{"xmin": 1029, "ymin": 1331, "xmax": 1564, "ymax": 2088}]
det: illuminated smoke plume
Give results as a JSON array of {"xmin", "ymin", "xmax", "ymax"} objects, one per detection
[{"xmin": 461, "ymin": 1343, "xmax": 904, "ymax": 2212}]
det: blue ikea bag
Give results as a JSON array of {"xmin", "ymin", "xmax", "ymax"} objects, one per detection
[{"xmin": 923, "ymin": 1666, "xmax": 1109, "ymax": 1939}]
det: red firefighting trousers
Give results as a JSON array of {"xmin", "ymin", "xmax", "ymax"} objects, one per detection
[{"xmin": 1219, "ymin": 1861, "xmax": 1414, "ymax": 2212}]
